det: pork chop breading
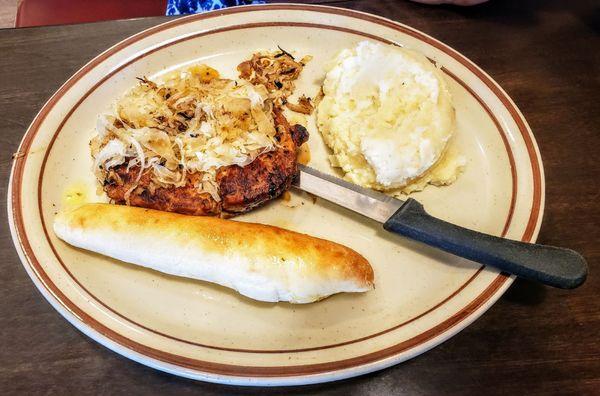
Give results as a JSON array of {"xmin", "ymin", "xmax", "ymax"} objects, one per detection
[
  {"xmin": 105, "ymin": 109, "xmax": 308, "ymax": 217},
  {"xmin": 217, "ymin": 110, "xmax": 308, "ymax": 214}
]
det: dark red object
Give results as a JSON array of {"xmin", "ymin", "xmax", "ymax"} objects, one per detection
[{"xmin": 16, "ymin": 0, "xmax": 167, "ymax": 28}]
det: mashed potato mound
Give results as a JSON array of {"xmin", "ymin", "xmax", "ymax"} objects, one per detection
[{"xmin": 317, "ymin": 41, "xmax": 457, "ymax": 190}]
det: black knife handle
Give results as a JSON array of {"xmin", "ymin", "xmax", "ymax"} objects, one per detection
[{"xmin": 383, "ymin": 199, "xmax": 587, "ymax": 289}]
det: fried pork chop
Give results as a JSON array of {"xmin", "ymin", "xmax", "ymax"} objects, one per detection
[
  {"xmin": 104, "ymin": 109, "xmax": 308, "ymax": 217},
  {"xmin": 93, "ymin": 50, "xmax": 311, "ymax": 217}
]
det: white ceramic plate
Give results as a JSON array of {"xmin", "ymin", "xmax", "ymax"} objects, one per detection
[{"xmin": 8, "ymin": 4, "xmax": 544, "ymax": 386}]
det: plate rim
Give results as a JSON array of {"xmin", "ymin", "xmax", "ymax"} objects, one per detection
[
  {"xmin": 7, "ymin": 3, "xmax": 545, "ymax": 386},
  {"xmin": 39, "ymin": 22, "xmax": 516, "ymax": 355}
]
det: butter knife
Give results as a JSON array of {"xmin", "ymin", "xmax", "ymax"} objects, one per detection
[{"xmin": 293, "ymin": 165, "xmax": 587, "ymax": 289}]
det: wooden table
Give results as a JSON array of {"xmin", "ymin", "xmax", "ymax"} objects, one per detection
[{"xmin": 1, "ymin": 1, "xmax": 598, "ymax": 394}]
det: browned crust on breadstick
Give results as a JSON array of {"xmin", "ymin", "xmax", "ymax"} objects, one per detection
[{"xmin": 60, "ymin": 203, "xmax": 374, "ymax": 289}]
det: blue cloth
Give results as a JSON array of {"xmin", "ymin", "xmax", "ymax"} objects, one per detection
[{"xmin": 167, "ymin": 0, "xmax": 266, "ymax": 15}]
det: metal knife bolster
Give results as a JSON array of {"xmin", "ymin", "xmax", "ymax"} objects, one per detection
[{"xmin": 292, "ymin": 165, "xmax": 404, "ymax": 223}]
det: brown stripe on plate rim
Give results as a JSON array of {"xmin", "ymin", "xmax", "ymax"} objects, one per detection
[{"xmin": 9, "ymin": 4, "xmax": 541, "ymax": 377}]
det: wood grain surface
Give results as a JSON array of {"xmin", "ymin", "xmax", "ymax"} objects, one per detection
[{"xmin": 1, "ymin": 0, "xmax": 599, "ymax": 394}]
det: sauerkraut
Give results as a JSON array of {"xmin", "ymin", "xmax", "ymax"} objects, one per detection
[
  {"xmin": 91, "ymin": 65, "xmax": 278, "ymax": 201},
  {"xmin": 92, "ymin": 50, "xmax": 310, "ymax": 202},
  {"xmin": 238, "ymin": 48, "xmax": 312, "ymax": 109}
]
